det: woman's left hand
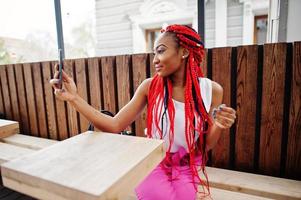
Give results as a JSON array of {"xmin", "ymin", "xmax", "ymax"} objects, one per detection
[{"xmin": 212, "ymin": 104, "xmax": 236, "ymax": 129}]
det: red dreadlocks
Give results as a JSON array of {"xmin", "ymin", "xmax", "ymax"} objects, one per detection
[{"xmin": 146, "ymin": 24, "xmax": 213, "ymax": 197}]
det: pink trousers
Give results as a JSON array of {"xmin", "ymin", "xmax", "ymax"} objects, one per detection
[{"xmin": 135, "ymin": 147, "xmax": 202, "ymax": 200}]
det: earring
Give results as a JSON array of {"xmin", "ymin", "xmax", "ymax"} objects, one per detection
[{"xmin": 182, "ymin": 56, "xmax": 185, "ymax": 59}]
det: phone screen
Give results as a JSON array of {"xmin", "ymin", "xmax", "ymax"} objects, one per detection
[{"xmin": 58, "ymin": 49, "xmax": 63, "ymax": 89}]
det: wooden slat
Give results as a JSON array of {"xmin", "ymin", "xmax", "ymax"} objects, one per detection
[
  {"xmin": 23, "ymin": 63, "xmax": 39, "ymax": 137},
  {"xmin": 14, "ymin": 64, "xmax": 29, "ymax": 135},
  {"xmin": 116, "ymin": 55, "xmax": 132, "ymax": 132},
  {"xmin": 74, "ymin": 59, "xmax": 89, "ymax": 133},
  {"xmin": 41, "ymin": 62, "xmax": 58, "ymax": 140},
  {"xmin": 211, "ymin": 47, "xmax": 232, "ymax": 168},
  {"xmin": 202, "ymin": 49, "xmax": 208, "ymax": 77},
  {"xmin": 0, "ymin": 119, "xmax": 19, "ymax": 138},
  {"xmin": 0, "ymin": 142, "xmax": 35, "ymax": 165},
  {"xmin": 259, "ymin": 43, "xmax": 287, "ymax": 176},
  {"xmin": 235, "ymin": 45, "xmax": 258, "ymax": 171},
  {"xmin": 51, "ymin": 62, "xmax": 68, "ymax": 140},
  {"xmin": 0, "ymin": 75, "xmax": 4, "ymax": 116},
  {"xmin": 101, "ymin": 56, "xmax": 117, "ymax": 114},
  {"xmin": 209, "ymin": 187, "xmax": 272, "ymax": 200},
  {"xmin": 116, "ymin": 55, "xmax": 131, "ymax": 108},
  {"xmin": 87, "ymin": 58, "xmax": 102, "ymax": 111},
  {"xmin": 6, "ymin": 65, "xmax": 20, "ymax": 122},
  {"xmin": 1, "ymin": 134, "xmax": 57, "ymax": 150},
  {"xmin": 2, "ymin": 132, "xmax": 164, "ymax": 200},
  {"xmin": 0, "ymin": 66, "xmax": 12, "ymax": 119},
  {"xmin": 206, "ymin": 167, "xmax": 301, "ymax": 200},
  {"xmin": 286, "ymin": 42, "xmax": 301, "ymax": 179},
  {"xmin": 32, "ymin": 63, "xmax": 48, "ymax": 138},
  {"xmin": 64, "ymin": 59, "xmax": 79, "ymax": 137},
  {"xmin": 132, "ymin": 54, "xmax": 148, "ymax": 137},
  {"xmin": 149, "ymin": 53, "xmax": 156, "ymax": 77}
]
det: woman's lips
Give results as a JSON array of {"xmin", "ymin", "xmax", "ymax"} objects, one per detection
[{"xmin": 155, "ymin": 65, "xmax": 163, "ymax": 71}]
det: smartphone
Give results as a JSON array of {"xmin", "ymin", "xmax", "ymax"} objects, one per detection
[{"xmin": 58, "ymin": 49, "xmax": 63, "ymax": 89}]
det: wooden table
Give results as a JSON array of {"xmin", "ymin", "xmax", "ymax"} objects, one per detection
[
  {"xmin": 0, "ymin": 119, "xmax": 19, "ymax": 138},
  {"xmin": 1, "ymin": 131, "xmax": 164, "ymax": 200}
]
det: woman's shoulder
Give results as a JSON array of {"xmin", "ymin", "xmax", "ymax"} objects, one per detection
[
  {"xmin": 199, "ymin": 77, "xmax": 223, "ymax": 94},
  {"xmin": 137, "ymin": 78, "xmax": 153, "ymax": 96}
]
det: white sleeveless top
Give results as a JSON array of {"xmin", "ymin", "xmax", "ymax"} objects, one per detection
[{"xmin": 151, "ymin": 77, "xmax": 212, "ymax": 152}]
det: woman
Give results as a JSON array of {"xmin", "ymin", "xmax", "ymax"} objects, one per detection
[{"xmin": 50, "ymin": 24, "xmax": 236, "ymax": 200}]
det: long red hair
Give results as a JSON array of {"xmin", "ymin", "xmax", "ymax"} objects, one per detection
[{"xmin": 146, "ymin": 24, "xmax": 212, "ymax": 197}]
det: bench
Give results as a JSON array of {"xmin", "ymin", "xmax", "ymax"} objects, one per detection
[
  {"xmin": 206, "ymin": 167, "xmax": 301, "ymax": 200},
  {"xmin": 1, "ymin": 120, "xmax": 300, "ymax": 200},
  {"xmin": 0, "ymin": 119, "xmax": 58, "ymax": 165}
]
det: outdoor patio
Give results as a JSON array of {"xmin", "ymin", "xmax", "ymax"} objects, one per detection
[{"xmin": 0, "ymin": 41, "xmax": 300, "ymax": 199}]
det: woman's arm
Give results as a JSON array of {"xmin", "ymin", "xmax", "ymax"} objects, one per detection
[
  {"xmin": 205, "ymin": 81, "xmax": 236, "ymax": 151},
  {"xmin": 50, "ymin": 68, "xmax": 151, "ymax": 133}
]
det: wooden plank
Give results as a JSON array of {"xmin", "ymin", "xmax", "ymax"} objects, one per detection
[
  {"xmin": 41, "ymin": 62, "xmax": 58, "ymax": 140},
  {"xmin": 64, "ymin": 60, "xmax": 79, "ymax": 137},
  {"xmin": 286, "ymin": 42, "xmax": 301, "ymax": 179},
  {"xmin": 23, "ymin": 63, "xmax": 39, "ymax": 137},
  {"xmin": 14, "ymin": 64, "xmax": 30, "ymax": 134},
  {"xmin": 2, "ymin": 132, "xmax": 164, "ymax": 200},
  {"xmin": 116, "ymin": 55, "xmax": 132, "ymax": 132},
  {"xmin": 0, "ymin": 119, "xmax": 19, "ymax": 138},
  {"xmin": 116, "ymin": 55, "xmax": 131, "ymax": 109},
  {"xmin": 235, "ymin": 45, "xmax": 258, "ymax": 171},
  {"xmin": 0, "ymin": 74, "xmax": 4, "ymax": 117},
  {"xmin": 149, "ymin": 53, "xmax": 156, "ymax": 77},
  {"xmin": 0, "ymin": 66, "xmax": 12, "ymax": 119},
  {"xmin": 209, "ymin": 187, "xmax": 272, "ymax": 200},
  {"xmin": 0, "ymin": 142, "xmax": 35, "ymax": 165},
  {"xmin": 87, "ymin": 58, "xmax": 102, "ymax": 111},
  {"xmin": 74, "ymin": 59, "xmax": 89, "ymax": 133},
  {"xmin": 206, "ymin": 167, "xmax": 301, "ymax": 200},
  {"xmin": 0, "ymin": 134, "xmax": 57, "ymax": 150},
  {"xmin": 101, "ymin": 56, "xmax": 117, "ymax": 114},
  {"xmin": 259, "ymin": 43, "xmax": 287, "ymax": 176},
  {"xmin": 202, "ymin": 49, "xmax": 208, "ymax": 77},
  {"xmin": 132, "ymin": 54, "xmax": 148, "ymax": 137},
  {"xmin": 32, "ymin": 63, "xmax": 48, "ymax": 138},
  {"xmin": 211, "ymin": 47, "xmax": 232, "ymax": 168},
  {"xmin": 51, "ymin": 61, "xmax": 68, "ymax": 140},
  {"xmin": 6, "ymin": 65, "xmax": 20, "ymax": 122}
]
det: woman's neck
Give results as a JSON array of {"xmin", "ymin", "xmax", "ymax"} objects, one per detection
[{"xmin": 170, "ymin": 61, "xmax": 186, "ymax": 87}]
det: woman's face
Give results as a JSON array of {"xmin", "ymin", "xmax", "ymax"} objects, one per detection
[{"xmin": 153, "ymin": 33, "xmax": 184, "ymax": 77}]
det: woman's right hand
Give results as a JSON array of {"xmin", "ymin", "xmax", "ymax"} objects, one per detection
[{"xmin": 49, "ymin": 64, "xmax": 78, "ymax": 102}]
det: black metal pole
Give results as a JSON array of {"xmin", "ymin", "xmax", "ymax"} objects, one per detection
[
  {"xmin": 54, "ymin": 0, "xmax": 65, "ymax": 59},
  {"xmin": 198, "ymin": 0, "xmax": 205, "ymax": 46}
]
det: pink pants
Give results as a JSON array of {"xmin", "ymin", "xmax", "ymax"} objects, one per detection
[{"xmin": 135, "ymin": 147, "xmax": 202, "ymax": 200}]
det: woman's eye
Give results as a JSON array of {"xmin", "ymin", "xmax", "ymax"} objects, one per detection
[{"xmin": 157, "ymin": 49, "xmax": 165, "ymax": 54}]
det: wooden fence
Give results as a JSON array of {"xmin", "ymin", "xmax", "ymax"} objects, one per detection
[{"xmin": 0, "ymin": 42, "xmax": 300, "ymax": 180}]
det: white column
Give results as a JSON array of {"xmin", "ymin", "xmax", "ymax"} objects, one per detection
[
  {"xmin": 131, "ymin": 21, "xmax": 146, "ymax": 53},
  {"xmin": 267, "ymin": 0, "xmax": 280, "ymax": 43},
  {"xmin": 241, "ymin": 0, "xmax": 254, "ymax": 45},
  {"xmin": 215, "ymin": 0, "xmax": 227, "ymax": 47}
]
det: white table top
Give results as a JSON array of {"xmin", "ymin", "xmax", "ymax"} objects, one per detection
[{"xmin": 1, "ymin": 131, "xmax": 164, "ymax": 200}]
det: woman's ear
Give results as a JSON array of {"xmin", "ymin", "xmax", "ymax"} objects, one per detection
[{"xmin": 182, "ymin": 48, "xmax": 189, "ymax": 59}]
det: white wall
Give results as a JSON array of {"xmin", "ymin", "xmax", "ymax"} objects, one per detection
[{"xmin": 286, "ymin": 0, "xmax": 301, "ymax": 42}]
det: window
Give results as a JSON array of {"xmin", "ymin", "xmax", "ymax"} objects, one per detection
[
  {"xmin": 145, "ymin": 28, "xmax": 161, "ymax": 52},
  {"xmin": 145, "ymin": 24, "xmax": 192, "ymax": 52},
  {"xmin": 254, "ymin": 15, "xmax": 268, "ymax": 44}
]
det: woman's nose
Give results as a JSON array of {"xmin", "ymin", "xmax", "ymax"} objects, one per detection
[{"xmin": 153, "ymin": 54, "xmax": 159, "ymax": 65}]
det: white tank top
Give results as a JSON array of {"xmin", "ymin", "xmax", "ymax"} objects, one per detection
[{"xmin": 151, "ymin": 77, "xmax": 212, "ymax": 152}]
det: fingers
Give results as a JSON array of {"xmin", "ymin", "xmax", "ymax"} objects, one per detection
[
  {"xmin": 54, "ymin": 88, "xmax": 65, "ymax": 96},
  {"xmin": 49, "ymin": 79, "xmax": 61, "ymax": 90},
  {"xmin": 213, "ymin": 104, "xmax": 237, "ymax": 129},
  {"xmin": 61, "ymin": 70, "xmax": 72, "ymax": 83}
]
